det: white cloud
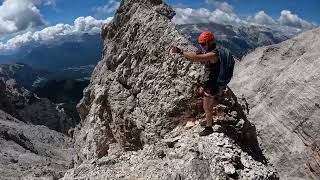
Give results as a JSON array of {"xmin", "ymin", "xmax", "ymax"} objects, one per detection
[
  {"xmin": 209, "ymin": 9, "xmax": 243, "ymax": 24},
  {"xmin": 252, "ymin": 11, "xmax": 276, "ymax": 25},
  {"xmin": 0, "ymin": 0, "xmax": 44, "ymax": 35},
  {"xmin": 205, "ymin": 0, "xmax": 233, "ymax": 13},
  {"xmin": 0, "ymin": 18, "xmax": 17, "ymax": 34},
  {"xmin": 172, "ymin": 8, "xmax": 245, "ymax": 25},
  {"xmin": 173, "ymin": 7, "xmax": 317, "ymax": 31},
  {"xmin": 279, "ymin": 10, "xmax": 315, "ymax": 29},
  {"xmin": 74, "ymin": 16, "xmax": 110, "ymax": 32},
  {"xmin": 0, "ymin": 16, "xmax": 113, "ymax": 50},
  {"xmin": 95, "ymin": 0, "xmax": 120, "ymax": 14},
  {"xmin": 172, "ymin": 8, "xmax": 211, "ymax": 24},
  {"xmin": 31, "ymin": 0, "xmax": 56, "ymax": 6},
  {"xmin": 216, "ymin": 2, "xmax": 233, "ymax": 14}
]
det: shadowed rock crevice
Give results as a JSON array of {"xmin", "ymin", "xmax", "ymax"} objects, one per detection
[{"xmin": 225, "ymin": 90, "xmax": 267, "ymax": 164}]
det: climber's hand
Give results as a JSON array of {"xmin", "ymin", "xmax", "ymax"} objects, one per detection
[
  {"xmin": 194, "ymin": 86, "xmax": 204, "ymax": 96},
  {"xmin": 171, "ymin": 46, "xmax": 183, "ymax": 54}
]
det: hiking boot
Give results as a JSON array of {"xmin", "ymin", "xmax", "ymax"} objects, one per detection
[
  {"xmin": 200, "ymin": 119, "xmax": 225, "ymax": 127},
  {"xmin": 200, "ymin": 120, "xmax": 207, "ymax": 127},
  {"xmin": 200, "ymin": 118, "xmax": 214, "ymax": 127},
  {"xmin": 199, "ymin": 127, "xmax": 214, "ymax": 136}
]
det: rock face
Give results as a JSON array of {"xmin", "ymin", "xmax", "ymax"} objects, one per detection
[
  {"xmin": 230, "ymin": 28, "xmax": 320, "ymax": 179},
  {"xmin": 0, "ymin": 79, "xmax": 74, "ymax": 134},
  {"xmin": 65, "ymin": 87, "xmax": 278, "ymax": 179},
  {"xmin": 67, "ymin": 0, "xmax": 278, "ymax": 179},
  {"xmin": 0, "ymin": 109, "xmax": 74, "ymax": 180},
  {"xmin": 74, "ymin": 0, "xmax": 199, "ymax": 163},
  {"xmin": 0, "ymin": 78, "xmax": 75, "ymax": 179}
]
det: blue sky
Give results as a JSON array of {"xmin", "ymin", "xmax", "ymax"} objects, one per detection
[
  {"xmin": 40, "ymin": 0, "xmax": 113, "ymax": 25},
  {"xmin": 0, "ymin": 0, "xmax": 319, "ymax": 51},
  {"xmin": 172, "ymin": 0, "xmax": 320, "ymax": 23},
  {"xmin": 226, "ymin": 0, "xmax": 320, "ymax": 23},
  {"xmin": 38, "ymin": 0, "xmax": 320, "ymax": 25}
]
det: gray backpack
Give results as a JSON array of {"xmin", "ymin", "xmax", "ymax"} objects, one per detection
[{"xmin": 217, "ymin": 48, "xmax": 235, "ymax": 86}]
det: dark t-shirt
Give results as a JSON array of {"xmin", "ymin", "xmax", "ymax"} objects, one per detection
[{"xmin": 203, "ymin": 48, "xmax": 220, "ymax": 86}]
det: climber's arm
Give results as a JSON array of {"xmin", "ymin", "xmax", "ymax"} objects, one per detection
[
  {"xmin": 182, "ymin": 51, "xmax": 218, "ymax": 63},
  {"xmin": 170, "ymin": 46, "xmax": 218, "ymax": 63}
]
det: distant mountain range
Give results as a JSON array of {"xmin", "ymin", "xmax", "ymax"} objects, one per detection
[
  {"xmin": 0, "ymin": 63, "xmax": 94, "ymax": 90},
  {"xmin": 0, "ymin": 33, "xmax": 102, "ymax": 71},
  {"xmin": 0, "ymin": 23, "xmax": 293, "ymax": 75},
  {"xmin": 0, "ymin": 63, "xmax": 49, "ymax": 90},
  {"xmin": 0, "ymin": 23, "xmax": 294, "ymax": 127},
  {"xmin": 0, "ymin": 63, "xmax": 92, "ymax": 123},
  {"xmin": 177, "ymin": 22, "xmax": 292, "ymax": 58}
]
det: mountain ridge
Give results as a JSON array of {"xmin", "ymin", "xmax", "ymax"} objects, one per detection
[
  {"xmin": 63, "ymin": 0, "xmax": 278, "ymax": 179},
  {"xmin": 230, "ymin": 27, "xmax": 320, "ymax": 179},
  {"xmin": 177, "ymin": 22, "xmax": 291, "ymax": 58},
  {"xmin": 0, "ymin": 78, "xmax": 74, "ymax": 179},
  {"xmin": 0, "ymin": 33, "xmax": 101, "ymax": 71}
]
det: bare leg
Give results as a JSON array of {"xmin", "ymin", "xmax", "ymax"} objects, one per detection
[
  {"xmin": 203, "ymin": 95, "xmax": 218, "ymax": 127},
  {"xmin": 199, "ymin": 95, "xmax": 219, "ymax": 136},
  {"xmin": 199, "ymin": 87, "xmax": 224, "ymax": 136}
]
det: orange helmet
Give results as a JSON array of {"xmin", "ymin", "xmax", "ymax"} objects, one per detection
[{"xmin": 198, "ymin": 32, "xmax": 215, "ymax": 44}]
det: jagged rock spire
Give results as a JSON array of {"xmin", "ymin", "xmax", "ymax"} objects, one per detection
[{"xmin": 67, "ymin": 0, "xmax": 278, "ymax": 179}]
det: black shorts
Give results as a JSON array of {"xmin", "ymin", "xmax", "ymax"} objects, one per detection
[{"xmin": 203, "ymin": 81, "xmax": 226, "ymax": 97}]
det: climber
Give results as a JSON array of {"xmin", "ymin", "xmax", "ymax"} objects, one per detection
[{"xmin": 171, "ymin": 31, "xmax": 235, "ymax": 136}]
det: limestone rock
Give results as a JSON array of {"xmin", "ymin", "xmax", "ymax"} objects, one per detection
[
  {"xmin": 67, "ymin": 0, "xmax": 279, "ymax": 179},
  {"xmin": 0, "ymin": 109, "xmax": 74, "ymax": 180},
  {"xmin": 63, "ymin": 120, "xmax": 277, "ymax": 180},
  {"xmin": 74, "ymin": 0, "xmax": 200, "ymax": 163},
  {"xmin": 0, "ymin": 79, "xmax": 73, "ymax": 134},
  {"xmin": 230, "ymin": 27, "xmax": 320, "ymax": 179}
]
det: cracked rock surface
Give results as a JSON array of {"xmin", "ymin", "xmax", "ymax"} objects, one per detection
[
  {"xmin": 0, "ymin": 79, "xmax": 74, "ymax": 134},
  {"xmin": 0, "ymin": 79, "xmax": 74, "ymax": 179},
  {"xmin": 65, "ymin": 0, "xmax": 278, "ymax": 179},
  {"xmin": 230, "ymin": 28, "xmax": 320, "ymax": 179},
  {"xmin": 64, "ymin": 85, "xmax": 278, "ymax": 180},
  {"xmin": 0, "ymin": 109, "xmax": 74, "ymax": 180},
  {"xmin": 63, "ymin": 123, "xmax": 277, "ymax": 180}
]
